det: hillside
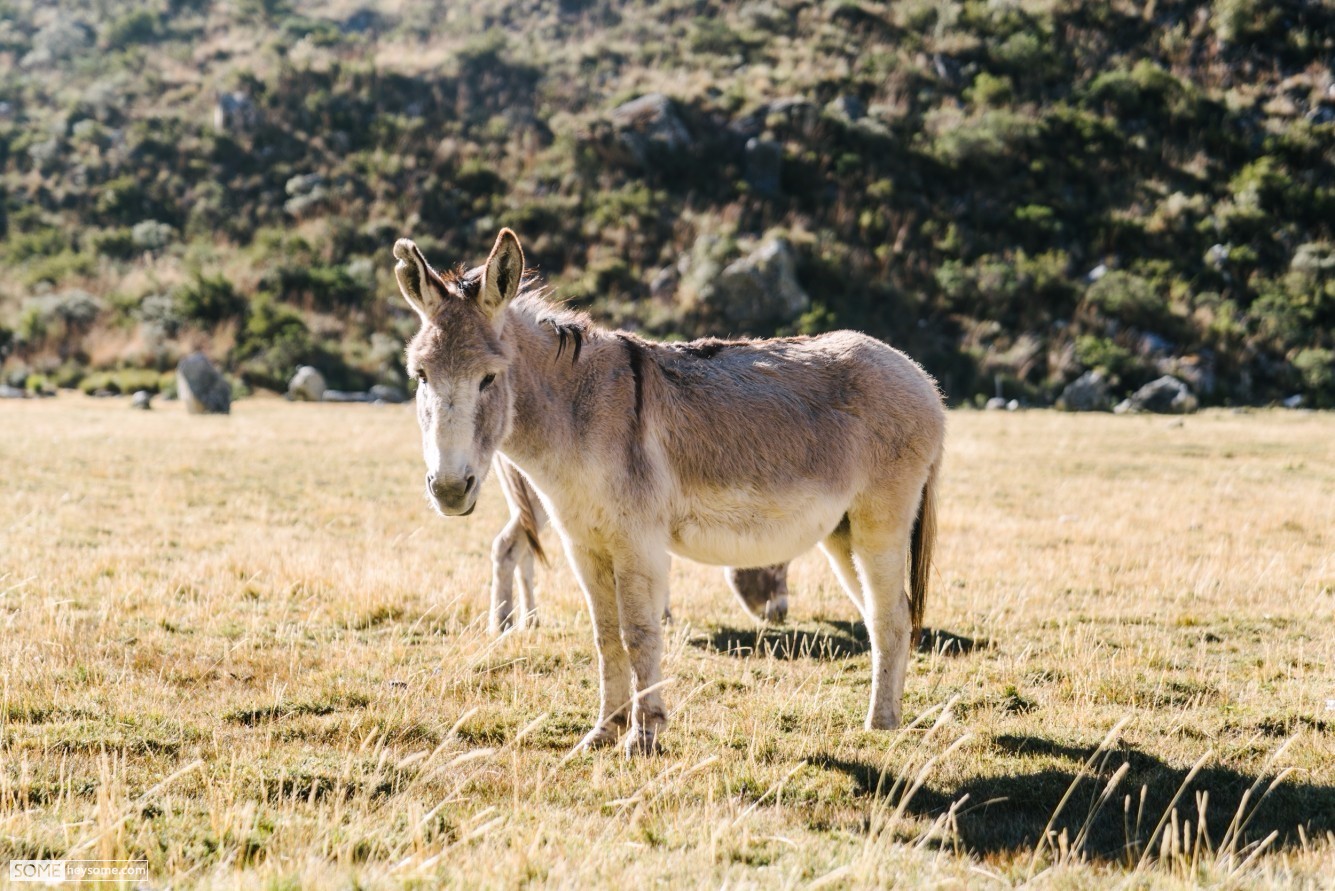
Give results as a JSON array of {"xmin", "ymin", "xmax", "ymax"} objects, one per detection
[{"xmin": 0, "ymin": 0, "xmax": 1332, "ymax": 405}]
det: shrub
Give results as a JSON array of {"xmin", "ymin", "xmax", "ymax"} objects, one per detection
[
  {"xmin": 104, "ymin": 9, "xmax": 160, "ymax": 48},
  {"xmin": 174, "ymin": 273, "xmax": 246, "ymax": 326},
  {"xmin": 1074, "ymin": 335, "xmax": 1135, "ymax": 380},
  {"xmin": 1082, "ymin": 271, "xmax": 1167, "ymax": 330},
  {"xmin": 231, "ymin": 297, "xmax": 313, "ymax": 390},
  {"xmin": 1291, "ymin": 348, "xmax": 1334, "ymax": 407},
  {"xmin": 77, "ymin": 368, "xmax": 164, "ymax": 395}
]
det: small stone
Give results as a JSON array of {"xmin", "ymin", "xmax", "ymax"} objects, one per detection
[{"xmin": 287, "ymin": 366, "xmax": 327, "ymax": 402}]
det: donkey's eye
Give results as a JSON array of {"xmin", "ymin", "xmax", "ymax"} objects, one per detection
[{"xmin": 479, "ymin": 373, "xmax": 496, "ymax": 392}]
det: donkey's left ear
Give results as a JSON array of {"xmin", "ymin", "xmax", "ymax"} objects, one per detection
[{"xmin": 479, "ymin": 228, "xmax": 524, "ymax": 321}]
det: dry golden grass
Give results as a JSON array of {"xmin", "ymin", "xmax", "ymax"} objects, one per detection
[{"xmin": 2, "ymin": 399, "xmax": 1333, "ymax": 888}]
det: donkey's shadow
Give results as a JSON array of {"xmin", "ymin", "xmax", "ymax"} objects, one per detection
[
  {"xmin": 693, "ymin": 622, "xmax": 987, "ymax": 662},
  {"xmin": 814, "ymin": 734, "xmax": 1335, "ymax": 860}
]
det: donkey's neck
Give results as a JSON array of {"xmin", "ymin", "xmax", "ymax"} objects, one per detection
[{"xmin": 497, "ymin": 300, "xmax": 616, "ymax": 489}]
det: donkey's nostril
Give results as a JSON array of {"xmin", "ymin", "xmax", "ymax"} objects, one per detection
[{"xmin": 464, "ymin": 473, "xmax": 477, "ymax": 494}]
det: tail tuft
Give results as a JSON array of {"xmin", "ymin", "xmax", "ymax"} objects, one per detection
[
  {"xmin": 503, "ymin": 461, "xmax": 548, "ymax": 566},
  {"xmin": 909, "ymin": 459, "xmax": 939, "ymax": 645}
]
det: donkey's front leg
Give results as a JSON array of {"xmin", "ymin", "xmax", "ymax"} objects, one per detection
[
  {"xmin": 614, "ymin": 547, "xmax": 671, "ymax": 756},
  {"xmin": 567, "ymin": 543, "xmax": 633, "ymax": 748}
]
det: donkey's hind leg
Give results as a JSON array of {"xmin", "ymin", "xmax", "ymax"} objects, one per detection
[
  {"xmin": 820, "ymin": 516, "xmax": 866, "ymax": 623},
  {"xmin": 515, "ymin": 542, "xmax": 538, "ymax": 628},
  {"xmin": 847, "ymin": 503, "xmax": 917, "ymax": 731},
  {"xmin": 489, "ymin": 519, "xmax": 528, "ymax": 634}
]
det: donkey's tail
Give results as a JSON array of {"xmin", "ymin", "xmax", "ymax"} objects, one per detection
[
  {"xmin": 503, "ymin": 460, "xmax": 549, "ymax": 566},
  {"xmin": 909, "ymin": 457, "xmax": 940, "ymax": 644}
]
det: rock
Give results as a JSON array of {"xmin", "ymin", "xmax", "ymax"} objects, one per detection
[
  {"xmin": 649, "ymin": 265, "xmax": 679, "ymax": 299},
  {"xmin": 1114, "ymin": 375, "xmax": 1198, "ymax": 415},
  {"xmin": 1057, "ymin": 371, "xmax": 1111, "ymax": 412},
  {"xmin": 825, "ymin": 94, "xmax": 866, "ymax": 122},
  {"xmin": 744, "ymin": 137, "xmax": 782, "ymax": 197},
  {"xmin": 130, "ymin": 390, "xmax": 152, "ymax": 410},
  {"xmin": 369, "ymin": 384, "xmax": 407, "ymax": 404},
  {"xmin": 1007, "ymin": 399, "xmax": 1020, "ymax": 411},
  {"xmin": 1282, "ymin": 394, "xmax": 1305, "ymax": 409},
  {"xmin": 322, "ymin": 390, "xmax": 373, "ymax": 403},
  {"xmin": 213, "ymin": 91, "xmax": 259, "ymax": 135},
  {"xmin": 985, "ymin": 396, "xmax": 1008, "ymax": 411},
  {"xmin": 287, "ymin": 366, "xmax": 327, "ymax": 402},
  {"xmin": 703, "ymin": 238, "xmax": 810, "ymax": 330},
  {"xmin": 0, "ymin": 385, "xmax": 26, "ymax": 399},
  {"xmin": 765, "ymin": 97, "xmax": 818, "ymax": 133},
  {"xmin": 176, "ymin": 352, "xmax": 231, "ymax": 415},
  {"xmin": 608, "ymin": 93, "xmax": 692, "ymax": 168}
]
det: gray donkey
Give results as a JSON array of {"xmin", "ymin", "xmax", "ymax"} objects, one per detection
[
  {"xmin": 395, "ymin": 229, "xmax": 944, "ymax": 755},
  {"xmin": 489, "ymin": 454, "xmax": 790, "ymax": 633}
]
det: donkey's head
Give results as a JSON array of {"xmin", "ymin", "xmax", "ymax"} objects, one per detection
[{"xmin": 394, "ymin": 229, "xmax": 525, "ymax": 516}]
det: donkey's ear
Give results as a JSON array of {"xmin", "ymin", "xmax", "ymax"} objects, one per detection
[
  {"xmin": 393, "ymin": 238, "xmax": 442, "ymax": 322},
  {"xmin": 479, "ymin": 228, "xmax": 524, "ymax": 321}
]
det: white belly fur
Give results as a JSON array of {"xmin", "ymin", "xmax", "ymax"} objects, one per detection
[{"xmin": 666, "ymin": 486, "xmax": 849, "ymax": 567}]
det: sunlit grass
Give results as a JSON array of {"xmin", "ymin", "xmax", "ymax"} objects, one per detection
[{"xmin": 2, "ymin": 399, "xmax": 1333, "ymax": 887}]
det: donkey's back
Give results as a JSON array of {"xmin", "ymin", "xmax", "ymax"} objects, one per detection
[{"xmin": 625, "ymin": 331, "xmax": 942, "ymax": 567}]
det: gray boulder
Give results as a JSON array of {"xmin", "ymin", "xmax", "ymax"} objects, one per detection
[
  {"xmin": 985, "ymin": 396, "xmax": 1008, "ymax": 411},
  {"xmin": 287, "ymin": 365, "xmax": 327, "ymax": 402},
  {"xmin": 704, "ymin": 238, "xmax": 810, "ymax": 330},
  {"xmin": 369, "ymin": 384, "xmax": 408, "ymax": 404},
  {"xmin": 1057, "ymin": 371, "xmax": 1111, "ymax": 412},
  {"xmin": 130, "ymin": 390, "xmax": 152, "ymax": 410},
  {"xmin": 744, "ymin": 137, "xmax": 782, "ymax": 197},
  {"xmin": 608, "ymin": 93, "xmax": 692, "ymax": 168},
  {"xmin": 0, "ymin": 385, "xmax": 26, "ymax": 399},
  {"xmin": 1115, "ymin": 375, "xmax": 1198, "ymax": 415},
  {"xmin": 322, "ymin": 390, "xmax": 373, "ymax": 403},
  {"xmin": 213, "ymin": 91, "xmax": 259, "ymax": 135},
  {"xmin": 176, "ymin": 352, "xmax": 231, "ymax": 415}
]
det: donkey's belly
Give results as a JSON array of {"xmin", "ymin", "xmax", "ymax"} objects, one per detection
[{"xmin": 666, "ymin": 488, "xmax": 848, "ymax": 567}]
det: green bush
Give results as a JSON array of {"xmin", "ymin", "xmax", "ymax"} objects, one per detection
[
  {"xmin": 1083, "ymin": 271, "xmax": 1168, "ymax": 330},
  {"xmin": 174, "ymin": 273, "xmax": 246, "ymax": 325},
  {"xmin": 1074, "ymin": 335, "xmax": 1135, "ymax": 381},
  {"xmin": 1291, "ymin": 348, "xmax": 1334, "ymax": 407},
  {"xmin": 77, "ymin": 368, "xmax": 164, "ymax": 395},
  {"xmin": 104, "ymin": 10, "xmax": 161, "ymax": 48},
  {"xmin": 231, "ymin": 297, "xmax": 313, "ymax": 390}
]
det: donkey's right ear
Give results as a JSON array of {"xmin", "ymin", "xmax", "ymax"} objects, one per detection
[{"xmin": 393, "ymin": 238, "xmax": 442, "ymax": 322}]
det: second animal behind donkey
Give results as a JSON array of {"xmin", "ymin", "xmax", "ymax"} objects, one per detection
[{"xmin": 488, "ymin": 454, "xmax": 790, "ymax": 633}]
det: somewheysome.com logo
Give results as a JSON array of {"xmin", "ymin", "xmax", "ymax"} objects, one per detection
[{"xmin": 9, "ymin": 860, "xmax": 149, "ymax": 883}]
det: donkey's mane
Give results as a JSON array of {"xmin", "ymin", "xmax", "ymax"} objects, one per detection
[{"xmin": 513, "ymin": 288, "xmax": 591, "ymax": 366}]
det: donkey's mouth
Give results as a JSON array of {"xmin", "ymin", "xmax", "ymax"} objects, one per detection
[{"xmin": 430, "ymin": 495, "xmax": 477, "ymax": 517}]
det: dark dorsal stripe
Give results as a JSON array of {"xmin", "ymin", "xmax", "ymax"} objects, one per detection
[{"xmin": 618, "ymin": 334, "xmax": 646, "ymax": 424}]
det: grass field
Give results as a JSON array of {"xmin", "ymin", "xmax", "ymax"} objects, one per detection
[{"xmin": 2, "ymin": 398, "xmax": 1333, "ymax": 888}]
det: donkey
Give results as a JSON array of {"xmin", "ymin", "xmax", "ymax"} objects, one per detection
[
  {"xmin": 395, "ymin": 229, "xmax": 944, "ymax": 755},
  {"xmin": 489, "ymin": 454, "xmax": 791, "ymax": 633}
]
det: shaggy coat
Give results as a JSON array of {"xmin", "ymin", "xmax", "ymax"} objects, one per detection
[{"xmin": 396, "ymin": 229, "xmax": 944, "ymax": 755}]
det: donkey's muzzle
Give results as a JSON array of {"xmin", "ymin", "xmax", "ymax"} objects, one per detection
[{"xmin": 427, "ymin": 471, "xmax": 477, "ymax": 516}]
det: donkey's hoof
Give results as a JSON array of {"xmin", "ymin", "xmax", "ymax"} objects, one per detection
[
  {"xmin": 764, "ymin": 595, "xmax": 789, "ymax": 624},
  {"xmin": 623, "ymin": 728, "xmax": 662, "ymax": 757},
  {"xmin": 865, "ymin": 713, "xmax": 901, "ymax": 731},
  {"xmin": 578, "ymin": 723, "xmax": 623, "ymax": 750}
]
